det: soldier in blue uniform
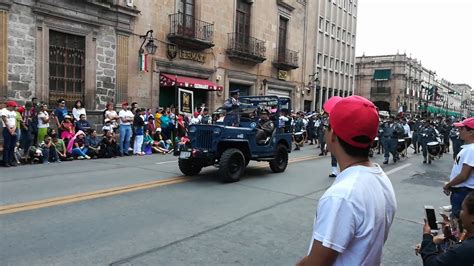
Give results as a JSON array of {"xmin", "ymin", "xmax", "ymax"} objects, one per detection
[
  {"xmin": 411, "ymin": 116, "xmax": 422, "ymax": 154},
  {"xmin": 449, "ymin": 126, "xmax": 464, "ymax": 160},
  {"xmin": 420, "ymin": 120, "xmax": 438, "ymax": 164},
  {"xmin": 381, "ymin": 116, "xmax": 403, "ymax": 164},
  {"xmin": 223, "ymin": 89, "xmax": 240, "ymax": 126}
]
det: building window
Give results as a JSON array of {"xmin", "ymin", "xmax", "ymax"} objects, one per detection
[
  {"xmin": 323, "ymin": 55, "xmax": 328, "ymax": 68},
  {"xmin": 331, "ymin": 24, "xmax": 336, "ymax": 37},
  {"xmin": 236, "ymin": 0, "xmax": 251, "ymax": 38},
  {"xmin": 277, "ymin": 16, "xmax": 288, "ymax": 61},
  {"xmin": 49, "ymin": 30, "xmax": 85, "ymax": 105},
  {"xmin": 330, "ymin": 57, "xmax": 334, "ymax": 70},
  {"xmin": 178, "ymin": 0, "xmax": 195, "ymax": 30},
  {"xmin": 337, "ymin": 27, "xmax": 341, "ymax": 40},
  {"xmin": 342, "ymin": 29, "xmax": 346, "ymax": 42},
  {"xmin": 317, "ymin": 53, "xmax": 322, "ymax": 66},
  {"xmin": 319, "ymin": 17, "xmax": 324, "ymax": 30},
  {"xmin": 335, "ymin": 59, "xmax": 339, "ymax": 71},
  {"xmin": 325, "ymin": 20, "xmax": 330, "ymax": 33}
]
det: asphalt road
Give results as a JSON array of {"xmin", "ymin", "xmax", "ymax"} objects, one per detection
[{"xmin": 0, "ymin": 145, "xmax": 455, "ymax": 265}]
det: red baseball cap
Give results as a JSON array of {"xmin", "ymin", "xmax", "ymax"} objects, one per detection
[
  {"xmin": 6, "ymin": 101, "xmax": 18, "ymax": 107},
  {"xmin": 121, "ymin": 101, "xmax": 129, "ymax": 106},
  {"xmin": 453, "ymin": 117, "xmax": 474, "ymax": 129},
  {"xmin": 326, "ymin": 95, "xmax": 379, "ymax": 148},
  {"xmin": 323, "ymin": 96, "xmax": 342, "ymax": 113}
]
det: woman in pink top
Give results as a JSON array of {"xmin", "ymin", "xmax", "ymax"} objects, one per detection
[{"xmin": 60, "ymin": 115, "xmax": 75, "ymax": 144}]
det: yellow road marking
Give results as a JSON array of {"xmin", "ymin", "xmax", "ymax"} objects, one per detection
[{"xmin": 0, "ymin": 154, "xmax": 322, "ymax": 215}]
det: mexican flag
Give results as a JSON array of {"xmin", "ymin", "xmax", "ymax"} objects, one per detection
[{"xmin": 138, "ymin": 53, "xmax": 148, "ymax": 72}]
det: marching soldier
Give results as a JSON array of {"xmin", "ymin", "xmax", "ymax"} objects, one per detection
[
  {"xmin": 420, "ymin": 120, "xmax": 438, "ymax": 164},
  {"xmin": 381, "ymin": 116, "xmax": 403, "ymax": 164},
  {"xmin": 223, "ymin": 89, "xmax": 240, "ymax": 126},
  {"xmin": 449, "ymin": 126, "xmax": 464, "ymax": 160},
  {"xmin": 412, "ymin": 116, "xmax": 422, "ymax": 154}
]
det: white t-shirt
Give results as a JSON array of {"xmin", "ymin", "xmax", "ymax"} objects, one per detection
[
  {"xmin": 309, "ymin": 165, "xmax": 397, "ymax": 266},
  {"xmin": 1, "ymin": 108, "xmax": 17, "ymax": 128},
  {"xmin": 37, "ymin": 111, "xmax": 50, "ymax": 128},
  {"xmin": 105, "ymin": 110, "xmax": 118, "ymax": 120},
  {"xmin": 449, "ymin": 143, "xmax": 474, "ymax": 189},
  {"xmin": 72, "ymin": 107, "xmax": 86, "ymax": 121},
  {"xmin": 190, "ymin": 116, "xmax": 201, "ymax": 125},
  {"xmin": 118, "ymin": 109, "xmax": 134, "ymax": 125}
]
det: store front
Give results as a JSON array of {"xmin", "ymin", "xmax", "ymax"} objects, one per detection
[{"xmin": 159, "ymin": 73, "xmax": 223, "ymax": 111}]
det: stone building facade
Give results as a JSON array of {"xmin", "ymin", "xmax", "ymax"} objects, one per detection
[
  {"xmin": 0, "ymin": 0, "xmax": 138, "ymax": 111},
  {"xmin": 0, "ymin": 0, "xmax": 358, "ymax": 113},
  {"xmin": 355, "ymin": 53, "xmax": 469, "ymax": 117}
]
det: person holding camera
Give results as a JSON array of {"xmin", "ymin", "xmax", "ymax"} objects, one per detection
[
  {"xmin": 296, "ymin": 96, "xmax": 396, "ymax": 266},
  {"xmin": 418, "ymin": 191, "xmax": 474, "ymax": 265},
  {"xmin": 443, "ymin": 117, "xmax": 474, "ymax": 232}
]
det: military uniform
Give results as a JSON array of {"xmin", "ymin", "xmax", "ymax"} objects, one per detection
[
  {"xmin": 412, "ymin": 120, "xmax": 422, "ymax": 153},
  {"xmin": 420, "ymin": 124, "xmax": 438, "ymax": 163},
  {"xmin": 381, "ymin": 120, "xmax": 403, "ymax": 163},
  {"xmin": 256, "ymin": 118, "xmax": 275, "ymax": 145},
  {"xmin": 223, "ymin": 90, "xmax": 240, "ymax": 126},
  {"xmin": 449, "ymin": 127, "xmax": 464, "ymax": 160},
  {"xmin": 317, "ymin": 116, "xmax": 328, "ymax": 155}
]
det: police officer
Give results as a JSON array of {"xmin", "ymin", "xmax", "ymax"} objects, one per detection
[
  {"xmin": 381, "ymin": 116, "xmax": 403, "ymax": 164},
  {"xmin": 223, "ymin": 89, "xmax": 240, "ymax": 126},
  {"xmin": 420, "ymin": 120, "xmax": 438, "ymax": 164},
  {"xmin": 255, "ymin": 109, "xmax": 275, "ymax": 144}
]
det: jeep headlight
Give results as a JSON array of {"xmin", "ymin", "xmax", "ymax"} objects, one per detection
[
  {"xmin": 189, "ymin": 126, "xmax": 197, "ymax": 133},
  {"xmin": 213, "ymin": 127, "xmax": 222, "ymax": 135}
]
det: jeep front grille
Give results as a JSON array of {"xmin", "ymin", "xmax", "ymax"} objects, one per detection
[{"xmin": 195, "ymin": 130, "xmax": 213, "ymax": 149}]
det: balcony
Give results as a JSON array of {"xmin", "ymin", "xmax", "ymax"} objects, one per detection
[
  {"xmin": 272, "ymin": 48, "xmax": 299, "ymax": 70},
  {"xmin": 371, "ymin": 87, "xmax": 391, "ymax": 95},
  {"xmin": 168, "ymin": 13, "xmax": 214, "ymax": 50},
  {"xmin": 226, "ymin": 33, "xmax": 266, "ymax": 64}
]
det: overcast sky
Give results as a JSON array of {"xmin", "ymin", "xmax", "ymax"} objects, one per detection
[{"xmin": 355, "ymin": 0, "xmax": 474, "ymax": 88}]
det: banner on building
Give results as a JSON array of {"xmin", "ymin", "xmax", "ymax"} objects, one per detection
[{"xmin": 178, "ymin": 88, "xmax": 194, "ymax": 114}]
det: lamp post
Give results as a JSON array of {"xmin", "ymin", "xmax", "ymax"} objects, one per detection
[
  {"xmin": 308, "ymin": 72, "xmax": 320, "ymax": 112},
  {"xmin": 139, "ymin": 30, "xmax": 158, "ymax": 55}
]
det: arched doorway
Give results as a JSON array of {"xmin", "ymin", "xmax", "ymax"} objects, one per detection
[{"xmin": 373, "ymin": 101, "xmax": 390, "ymax": 112}]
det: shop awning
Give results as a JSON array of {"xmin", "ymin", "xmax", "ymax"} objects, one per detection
[
  {"xmin": 373, "ymin": 69, "xmax": 392, "ymax": 81},
  {"xmin": 159, "ymin": 73, "xmax": 223, "ymax": 91}
]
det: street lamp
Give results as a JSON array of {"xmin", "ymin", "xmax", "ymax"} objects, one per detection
[
  {"xmin": 308, "ymin": 72, "xmax": 320, "ymax": 111},
  {"xmin": 139, "ymin": 30, "xmax": 158, "ymax": 55}
]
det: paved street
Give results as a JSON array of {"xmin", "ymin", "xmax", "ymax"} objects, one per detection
[{"xmin": 0, "ymin": 146, "xmax": 454, "ymax": 265}]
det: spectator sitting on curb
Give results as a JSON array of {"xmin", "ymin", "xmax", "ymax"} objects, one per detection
[
  {"xmin": 40, "ymin": 136, "xmax": 60, "ymax": 163},
  {"xmin": 68, "ymin": 130, "xmax": 90, "ymax": 160},
  {"xmin": 51, "ymin": 130, "xmax": 70, "ymax": 161},
  {"xmin": 75, "ymin": 114, "xmax": 91, "ymax": 132},
  {"xmin": 99, "ymin": 130, "xmax": 120, "ymax": 158},
  {"xmin": 60, "ymin": 115, "xmax": 75, "ymax": 144},
  {"xmin": 86, "ymin": 129, "xmax": 101, "ymax": 159}
]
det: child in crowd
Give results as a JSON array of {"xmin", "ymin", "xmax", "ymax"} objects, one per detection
[
  {"xmin": 143, "ymin": 130, "xmax": 154, "ymax": 155},
  {"xmin": 102, "ymin": 119, "xmax": 114, "ymax": 134},
  {"xmin": 51, "ymin": 131, "xmax": 70, "ymax": 161}
]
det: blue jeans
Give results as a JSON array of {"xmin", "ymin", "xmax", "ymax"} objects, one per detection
[
  {"xmin": 450, "ymin": 187, "xmax": 473, "ymax": 218},
  {"xmin": 119, "ymin": 124, "xmax": 132, "ymax": 155},
  {"xmin": 2, "ymin": 128, "xmax": 17, "ymax": 165},
  {"xmin": 72, "ymin": 147, "xmax": 89, "ymax": 157},
  {"xmin": 42, "ymin": 146, "xmax": 59, "ymax": 163}
]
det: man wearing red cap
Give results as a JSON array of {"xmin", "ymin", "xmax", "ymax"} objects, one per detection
[
  {"xmin": 297, "ymin": 96, "xmax": 397, "ymax": 266},
  {"xmin": 443, "ymin": 117, "xmax": 474, "ymax": 231},
  {"xmin": 1, "ymin": 101, "xmax": 18, "ymax": 167}
]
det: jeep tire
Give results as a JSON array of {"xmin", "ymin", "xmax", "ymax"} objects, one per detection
[
  {"xmin": 269, "ymin": 144, "xmax": 288, "ymax": 173},
  {"xmin": 178, "ymin": 159, "xmax": 202, "ymax": 176},
  {"xmin": 219, "ymin": 148, "xmax": 245, "ymax": 183}
]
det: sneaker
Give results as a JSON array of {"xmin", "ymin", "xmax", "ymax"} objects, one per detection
[
  {"xmin": 77, "ymin": 156, "xmax": 85, "ymax": 160},
  {"xmin": 329, "ymin": 174, "xmax": 337, "ymax": 178},
  {"xmin": 85, "ymin": 155, "xmax": 91, "ymax": 159},
  {"xmin": 56, "ymin": 160, "xmax": 62, "ymax": 163}
]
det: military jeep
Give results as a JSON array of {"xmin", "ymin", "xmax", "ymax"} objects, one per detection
[{"xmin": 176, "ymin": 96, "xmax": 292, "ymax": 182}]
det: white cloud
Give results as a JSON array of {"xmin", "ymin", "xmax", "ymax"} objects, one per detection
[{"xmin": 356, "ymin": 0, "xmax": 474, "ymax": 87}]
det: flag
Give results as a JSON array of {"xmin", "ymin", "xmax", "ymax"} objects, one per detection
[{"xmin": 138, "ymin": 53, "xmax": 148, "ymax": 72}]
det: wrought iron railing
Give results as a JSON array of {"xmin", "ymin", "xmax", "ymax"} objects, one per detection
[
  {"xmin": 169, "ymin": 13, "xmax": 214, "ymax": 43},
  {"xmin": 227, "ymin": 32, "xmax": 266, "ymax": 59},
  {"xmin": 371, "ymin": 87, "xmax": 391, "ymax": 94},
  {"xmin": 275, "ymin": 48, "xmax": 299, "ymax": 67}
]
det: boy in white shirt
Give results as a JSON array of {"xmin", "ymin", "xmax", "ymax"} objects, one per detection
[
  {"xmin": 297, "ymin": 96, "xmax": 397, "ymax": 266},
  {"xmin": 2, "ymin": 101, "xmax": 19, "ymax": 167}
]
